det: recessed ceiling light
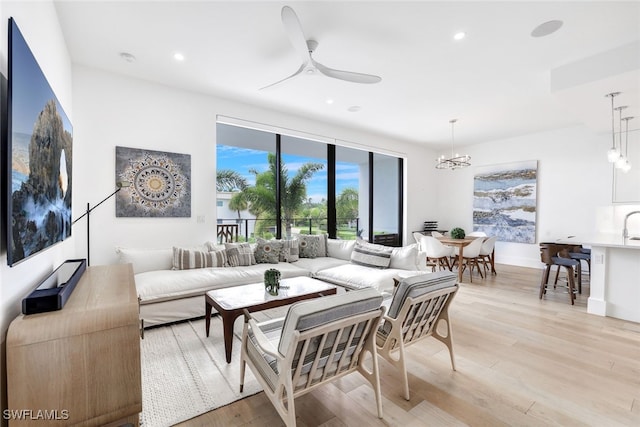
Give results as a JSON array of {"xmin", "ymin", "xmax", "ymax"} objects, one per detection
[
  {"xmin": 453, "ymin": 32, "xmax": 466, "ymax": 41},
  {"xmin": 531, "ymin": 20, "xmax": 563, "ymax": 38},
  {"xmin": 119, "ymin": 52, "xmax": 136, "ymax": 63},
  {"xmin": 326, "ymin": 98, "xmax": 334, "ymax": 105},
  {"xmin": 347, "ymin": 106, "xmax": 361, "ymax": 113},
  {"xmin": 173, "ymin": 52, "xmax": 185, "ymax": 61}
]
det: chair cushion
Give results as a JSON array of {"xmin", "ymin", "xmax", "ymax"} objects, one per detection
[
  {"xmin": 552, "ymin": 256, "xmax": 579, "ymax": 267},
  {"xmin": 278, "ymin": 288, "xmax": 383, "ymax": 356},
  {"xmin": 386, "ymin": 271, "xmax": 457, "ymax": 319}
]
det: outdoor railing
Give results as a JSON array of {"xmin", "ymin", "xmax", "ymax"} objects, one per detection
[{"xmin": 216, "ymin": 217, "xmax": 360, "ymax": 242}]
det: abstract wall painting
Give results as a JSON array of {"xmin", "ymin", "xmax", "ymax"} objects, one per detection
[
  {"xmin": 473, "ymin": 160, "xmax": 538, "ymax": 243},
  {"xmin": 115, "ymin": 147, "xmax": 191, "ymax": 217}
]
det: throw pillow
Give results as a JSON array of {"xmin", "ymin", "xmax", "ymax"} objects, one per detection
[
  {"xmin": 279, "ymin": 238, "xmax": 299, "ymax": 262},
  {"xmin": 296, "ymin": 234, "xmax": 320, "ymax": 258},
  {"xmin": 255, "ymin": 238, "xmax": 282, "ymax": 264},
  {"xmin": 389, "ymin": 244, "xmax": 420, "ymax": 270},
  {"xmin": 205, "ymin": 241, "xmax": 226, "ymax": 252},
  {"xmin": 326, "ymin": 238, "xmax": 356, "ymax": 260},
  {"xmin": 225, "ymin": 242, "xmax": 256, "ymax": 267},
  {"xmin": 115, "ymin": 247, "xmax": 173, "ymax": 274},
  {"xmin": 350, "ymin": 239, "xmax": 393, "ymax": 269},
  {"xmin": 172, "ymin": 247, "xmax": 228, "ymax": 270}
]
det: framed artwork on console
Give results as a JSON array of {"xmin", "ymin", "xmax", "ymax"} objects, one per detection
[{"xmin": 115, "ymin": 146, "xmax": 191, "ymax": 217}]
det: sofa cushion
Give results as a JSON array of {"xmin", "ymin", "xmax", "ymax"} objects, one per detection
[
  {"xmin": 225, "ymin": 242, "xmax": 256, "ymax": 266},
  {"xmin": 116, "ymin": 247, "xmax": 173, "ymax": 274},
  {"xmin": 255, "ymin": 238, "xmax": 282, "ymax": 264},
  {"xmin": 172, "ymin": 247, "xmax": 228, "ymax": 270},
  {"xmin": 326, "ymin": 239, "xmax": 356, "ymax": 260},
  {"xmin": 315, "ymin": 263, "xmax": 424, "ymax": 293},
  {"xmin": 292, "ymin": 257, "xmax": 349, "ymax": 275},
  {"xmin": 136, "ymin": 262, "xmax": 311, "ymax": 304},
  {"xmin": 350, "ymin": 239, "xmax": 393, "ymax": 269}
]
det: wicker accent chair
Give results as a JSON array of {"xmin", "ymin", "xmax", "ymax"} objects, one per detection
[
  {"xmin": 240, "ymin": 288, "xmax": 385, "ymax": 426},
  {"xmin": 376, "ymin": 272, "xmax": 459, "ymax": 400}
]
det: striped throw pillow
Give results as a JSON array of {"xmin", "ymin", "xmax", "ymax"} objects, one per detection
[
  {"xmin": 280, "ymin": 239, "xmax": 299, "ymax": 262},
  {"xmin": 172, "ymin": 247, "xmax": 227, "ymax": 270},
  {"xmin": 350, "ymin": 240, "xmax": 393, "ymax": 269},
  {"xmin": 224, "ymin": 242, "xmax": 256, "ymax": 267}
]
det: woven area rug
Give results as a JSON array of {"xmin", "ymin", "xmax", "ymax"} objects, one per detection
[{"xmin": 140, "ymin": 307, "xmax": 286, "ymax": 427}]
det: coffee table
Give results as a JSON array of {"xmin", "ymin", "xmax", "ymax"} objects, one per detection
[{"xmin": 205, "ymin": 276, "xmax": 337, "ymax": 363}]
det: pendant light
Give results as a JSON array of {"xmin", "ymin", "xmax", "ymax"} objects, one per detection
[
  {"xmin": 621, "ymin": 116, "xmax": 634, "ymax": 173},
  {"xmin": 614, "ymin": 105, "xmax": 628, "ymax": 169},
  {"xmin": 436, "ymin": 119, "xmax": 471, "ymax": 170},
  {"xmin": 606, "ymin": 92, "xmax": 621, "ymax": 162}
]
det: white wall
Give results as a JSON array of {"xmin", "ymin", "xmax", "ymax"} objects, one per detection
[
  {"xmin": 0, "ymin": 1, "xmax": 75, "ymax": 422},
  {"xmin": 72, "ymin": 65, "xmax": 437, "ymax": 266},
  {"xmin": 434, "ymin": 125, "xmax": 616, "ymax": 268}
]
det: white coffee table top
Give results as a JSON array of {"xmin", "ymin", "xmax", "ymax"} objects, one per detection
[{"xmin": 206, "ymin": 276, "xmax": 337, "ymax": 311}]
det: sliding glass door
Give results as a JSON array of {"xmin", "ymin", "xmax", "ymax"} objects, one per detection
[{"xmin": 216, "ymin": 122, "xmax": 403, "ymax": 244}]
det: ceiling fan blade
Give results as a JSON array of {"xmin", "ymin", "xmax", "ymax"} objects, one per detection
[
  {"xmin": 281, "ymin": 6, "xmax": 312, "ymax": 62},
  {"xmin": 259, "ymin": 62, "xmax": 307, "ymax": 90},
  {"xmin": 313, "ymin": 60, "xmax": 382, "ymax": 84}
]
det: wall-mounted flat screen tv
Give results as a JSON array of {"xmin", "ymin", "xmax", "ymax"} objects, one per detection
[{"xmin": 7, "ymin": 18, "xmax": 73, "ymax": 266}]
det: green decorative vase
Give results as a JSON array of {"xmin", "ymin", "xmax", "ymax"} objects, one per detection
[
  {"xmin": 264, "ymin": 268, "xmax": 281, "ymax": 296},
  {"xmin": 450, "ymin": 227, "xmax": 466, "ymax": 239}
]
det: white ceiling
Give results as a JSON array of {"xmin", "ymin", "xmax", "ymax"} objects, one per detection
[{"xmin": 53, "ymin": 1, "xmax": 640, "ymax": 149}]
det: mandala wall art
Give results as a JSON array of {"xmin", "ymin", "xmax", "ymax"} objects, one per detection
[{"xmin": 115, "ymin": 146, "xmax": 191, "ymax": 217}]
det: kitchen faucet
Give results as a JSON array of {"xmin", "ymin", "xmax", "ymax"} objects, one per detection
[{"xmin": 623, "ymin": 211, "xmax": 640, "ymax": 238}]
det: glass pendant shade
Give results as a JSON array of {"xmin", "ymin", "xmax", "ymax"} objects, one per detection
[
  {"xmin": 607, "ymin": 146, "xmax": 620, "ymax": 162},
  {"xmin": 621, "ymin": 159, "xmax": 631, "ymax": 173}
]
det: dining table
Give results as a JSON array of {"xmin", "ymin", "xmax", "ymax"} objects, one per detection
[{"xmin": 436, "ymin": 236, "xmax": 494, "ymax": 282}]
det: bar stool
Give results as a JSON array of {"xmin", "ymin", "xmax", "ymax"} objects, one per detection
[
  {"xmin": 539, "ymin": 243, "xmax": 580, "ymax": 305},
  {"xmin": 553, "ymin": 244, "xmax": 589, "ymax": 294}
]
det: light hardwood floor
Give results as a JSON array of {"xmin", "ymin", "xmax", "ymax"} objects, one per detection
[{"xmin": 177, "ymin": 264, "xmax": 640, "ymax": 427}]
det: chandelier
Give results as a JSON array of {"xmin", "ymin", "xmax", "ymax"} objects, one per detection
[
  {"xmin": 606, "ymin": 91, "xmax": 633, "ymax": 173},
  {"xmin": 436, "ymin": 119, "xmax": 471, "ymax": 170}
]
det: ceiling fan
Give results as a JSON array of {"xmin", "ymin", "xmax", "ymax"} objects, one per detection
[{"xmin": 261, "ymin": 6, "xmax": 382, "ymax": 90}]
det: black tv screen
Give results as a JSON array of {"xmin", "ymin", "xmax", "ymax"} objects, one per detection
[{"xmin": 7, "ymin": 18, "xmax": 73, "ymax": 266}]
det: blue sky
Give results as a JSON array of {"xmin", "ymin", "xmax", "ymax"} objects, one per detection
[
  {"xmin": 10, "ymin": 19, "xmax": 72, "ymax": 136},
  {"xmin": 216, "ymin": 145, "xmax": 360, "ymax": 202}
]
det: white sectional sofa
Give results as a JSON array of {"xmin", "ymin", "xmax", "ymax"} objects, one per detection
[{"xmin": 117, "ymin": 238, "xmax": 428, "ymax": 327}]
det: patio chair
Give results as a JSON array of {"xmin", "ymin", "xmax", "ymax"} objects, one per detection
[
  {"xmin": 240, "ymin": 288, "xmax": 385, "ymax": 426},
  {"xmin": 376, "ymin": 271, "xmax": 459, "ymax": 400}
]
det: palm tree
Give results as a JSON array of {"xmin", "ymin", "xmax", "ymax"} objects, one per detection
[
  {"xmin": 216, "ymin": 169, "xmax": 248, "ymax": 192},
  {"xmin": 242, "ymin": 153, "xmax": 323, "ymax": 237},
  {"xmin": 336, "ymin": 187, "xmax": 359, "ymax": 226}
]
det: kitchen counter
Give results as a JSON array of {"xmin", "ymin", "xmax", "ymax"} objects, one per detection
[{"xmin": 559, "ymin": 234, "xmax": 640, "ymax": 323}]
